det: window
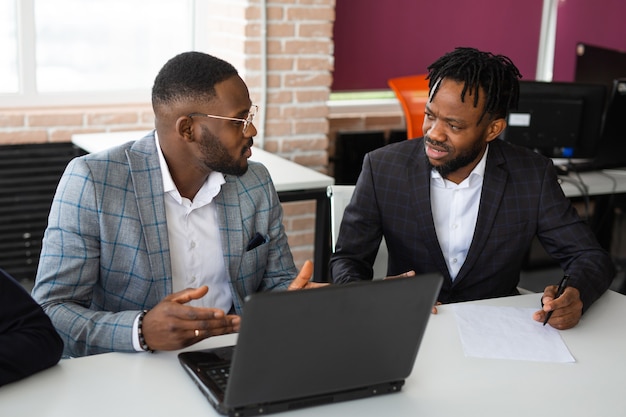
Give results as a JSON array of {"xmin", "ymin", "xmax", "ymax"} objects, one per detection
[
  {"xmin": 0, "ymin": 0, "xmax": 18, "ymax": 94},
  {"xmin": 0, "ymin": 0, "xmax": 205, "ymax": 107}
]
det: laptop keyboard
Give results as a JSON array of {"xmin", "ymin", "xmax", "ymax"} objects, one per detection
[{"xmin": 204, "ymin": 364, "xmax": 231, "ymax": 391}]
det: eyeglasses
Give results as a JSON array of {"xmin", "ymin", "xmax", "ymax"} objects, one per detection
[{"xmin": 188, "ymin": 105, "xmax": 258, "ymax": 134}]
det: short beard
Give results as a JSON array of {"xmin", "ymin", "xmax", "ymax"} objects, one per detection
[
  {"xmin": 424, "ymin": 136, "xmax": 483, "ymax": 179},
  {"xmin": 196, "ymin": 125, "xmax": 251, "ymax": 176}
]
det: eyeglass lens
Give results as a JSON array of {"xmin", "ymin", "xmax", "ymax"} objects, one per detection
[{"xmin": 244, "ymin": 105, "xmax": 258, "ymax": 133}]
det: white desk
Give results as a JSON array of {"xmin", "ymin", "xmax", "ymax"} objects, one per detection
[
  {"xmin": 71, "ymin": 131, "xmax": 334, "ymax": 281},
  {"xmin": 1, "ymin": 291, "xmax": 625, "ymax": 417},
  {"xmin": 559, "ymin": 168, "xmax": 626, "ymax": 198},
  {"xmin": 71, "ymin": 131, "xmax": 334, "ymax": 193},
  {"xmin": 557, "ymin": 168, "xmax": 626, "ymax": 253}
]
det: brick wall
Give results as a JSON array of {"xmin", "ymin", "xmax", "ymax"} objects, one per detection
[
  {"xmin": 0, "ymin": 105, "xmax": 154, "ymax": 144},
  {"xmin": 0, "ymin": 106, "xmax": 401, "ymax": 277},
  {"xmin": 0, "ymin": 1, "xmax": 344, "ymax": 274},
  {"xmin": 0, "ymin": 1, "xmax": 410, "ymax": 276},
  {"xmin": 202, "ymin": 0, "xmax": 334, "ymax": 172},
  {"xmin": 191, "ymin": 0, "xmax": 337, "ymax": 270}
]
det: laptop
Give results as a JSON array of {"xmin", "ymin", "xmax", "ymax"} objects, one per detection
[{"xmin": 178, "ymin": 274, "xmax": 443, "ymax": 417}]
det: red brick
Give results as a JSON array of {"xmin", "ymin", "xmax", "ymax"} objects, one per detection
[
  {"xmin": 285, "ymin": 72, "xmax": 333, "ymax": 88},
  {"xmin": 287, "ymin": 230, "xmax": 315, "ymax": 246},
  {"xmin": 293, "ymin": 120, "xmax": 329, "ymax": 135},
  {"xmin": 298, "ymin": 22, "xmax": 334, "ymax": 38},
  {"xmin": 282, "ymin": 138, "xmax": 328, "ymax": 152},
  {"xmin": 291, "ymin": 217, "xmax": 316, "ymax": 231},
  {"xmin": 0, "ymin": 114, "xmax": 25, "ymax": 127},
  {"xmin": 0, "ymin": 130, "xmax": 48, "ymax": 145},
  {"xmin": 28, "ymin": 113, "xmax": 83, "ymax": 127},
  {"xmin": 287, "ymin": 7, "xmax": 335, "ymax": 21},
  {"xmin": 283, "ymin": 105, "xmax": 329, "ymax": 118},
  {"xmin": 284, "ymin": 40, "xmax": 333, "ymax": 55},
  {"xmin": 295, "ymin": 89, "xmax": 331, "ymax": 102},
  {"xmin": 281, "ymin": 201, "xmax": 316, "ymax": 216},
  {"xmin": 265, "ymin": 120, "xmax": 293, "ymax": 136},
  {"xmin": 87, "ymin": 112, "xmax": 139, "ymax": 126}
]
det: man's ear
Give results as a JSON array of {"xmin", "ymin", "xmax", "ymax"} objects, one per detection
[
  {"xmin": 485, "ymin": 118, "xmax": 507, "ymax": 143},
  {"xmin": 175, "ymin": 116, "xmax": 194, "ymax": 142}
]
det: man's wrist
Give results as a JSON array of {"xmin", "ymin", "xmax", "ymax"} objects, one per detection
[{"xmin": 135, "ymin": 310, "xmax": 153, "ymax": 353}]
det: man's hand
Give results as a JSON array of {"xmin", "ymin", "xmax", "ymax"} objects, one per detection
[
  {"xmin": 142, "ymin": 286, "xmax": 240, "ymax": 351},
  {"xmin": 288, "ymin": 260, "xmax": 328, "ymax": 290},
  {"xmin": 533, "ymin": 286, "xmax": 583, "ymax": 329},
  {"xmin": 384, "ymin": 270, "xmax": 416, "ymax": 280},
  {"xmin": 430, "ymin": 301, "xmax": 442, "ymax": 315}
]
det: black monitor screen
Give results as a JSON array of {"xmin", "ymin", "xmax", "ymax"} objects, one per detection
[
  {"xmin": 500, "ymin": 81, "xmax": 606, "ymax": 159},
  {"xmin": 575, "ymin": 43, "xmax": 626, "ymax": 109}
]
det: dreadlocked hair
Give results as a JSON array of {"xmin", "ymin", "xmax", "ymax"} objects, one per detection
[{"xmin": 427, "ymin": 47, "xmax": 522, "ymax": 124}]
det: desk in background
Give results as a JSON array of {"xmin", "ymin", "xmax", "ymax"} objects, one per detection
[
  {"xmin": 557, "ymin": 168, "xmax": 626, "ymax": 254},
  {"xmin": 71, "ymin": 131, "xmax": 334, "ymax": 282},
  {"xmin": 1, "ymin": 290, "xmax": 625, "ymax": 417},
  {"xmin": 559, "ymin": 168, "xmax": 626, "ymax": 197}
]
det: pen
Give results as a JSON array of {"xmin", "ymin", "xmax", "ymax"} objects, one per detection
[{"xmin": 543, "ymin": 275, "xmax": 570, "ymax": 326}]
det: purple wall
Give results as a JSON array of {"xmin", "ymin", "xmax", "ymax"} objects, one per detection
[
  {"xmin": 553, "ymin": 0, "xmax": 626, "ymax": 81},
  {"xmin": 332, "ymin": 0, "xmax": 543, "ymax": 91},
  {"xmin": 333, "ymin": 0, "xmax": 626, "ymax": 91}
]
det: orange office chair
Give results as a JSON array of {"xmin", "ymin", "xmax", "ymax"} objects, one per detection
[{"xmin": 387, "ymin": 74, "xmax": 430, "ymax": 139}]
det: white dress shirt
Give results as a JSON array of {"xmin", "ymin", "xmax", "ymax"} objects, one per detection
[
  {"xmin": 154, "ymin": 135, "xmax": 232, "ymax": 310},
  {"xmin": 133, "ymin": 134, "xmax": 232, "ymax": 351},
  {"xmin": 430, "ymin": 145, "xmax": 489, "ymax": 280}
]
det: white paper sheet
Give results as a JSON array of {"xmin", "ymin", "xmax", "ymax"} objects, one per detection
[{"xmin": 452, "ymin": 304, "xmax": 575, "ymax": 363}]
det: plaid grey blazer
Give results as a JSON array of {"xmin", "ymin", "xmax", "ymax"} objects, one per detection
[{"xmin": 32, "ymin": 132, "xmax": 296, "ymax": 357}]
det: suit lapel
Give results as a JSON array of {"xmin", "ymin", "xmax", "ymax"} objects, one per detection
[
  {"xmin": 215, "ymin": 175, "xmax": 243, "ymax": 284},
  {"xmin": 127, "ymin": 134, "xmax": 171, "ymax": 299},
  {"xmin": 455, "ymin": 142, "xmax": 507, "ymax": 281},
  {"xmin": 410, "ymin": 142, "xmax": 450, "ymax": 277}
]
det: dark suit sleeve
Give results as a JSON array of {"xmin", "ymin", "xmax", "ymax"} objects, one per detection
[
  {"xmin": 534, "ymin": 163, "xmax": 615, "ymax": 312},
  {"xmin": 0, "ymin": 269, "xmax": 64, "ymax": 386}
]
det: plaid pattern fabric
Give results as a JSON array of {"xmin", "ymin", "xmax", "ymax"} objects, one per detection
[
  {"xmin": 330, "ymin": 138, "xmax": 614, "ymax": 310},
  {"xmin": 32, "ymin": 132, "xmax": 296, "ymax": 357}
]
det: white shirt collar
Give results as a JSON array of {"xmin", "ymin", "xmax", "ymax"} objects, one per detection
[{"xmin": 154, "ymin": 132, "xmax": 225, "ymax": 205}]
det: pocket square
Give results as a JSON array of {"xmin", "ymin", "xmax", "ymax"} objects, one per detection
[{"xmin": 246, "ymin": 232, "xmax": 268, "ymax": 251}]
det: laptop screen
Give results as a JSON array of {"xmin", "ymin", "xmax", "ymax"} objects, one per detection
[{"xmin": 179, "ymin": 274, "xmax": 443, "ymax": 416}]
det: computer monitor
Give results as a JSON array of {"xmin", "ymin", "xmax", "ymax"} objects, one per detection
[
  {"xmin": 575, "ymin": 43, "xmax": 626, "ymax": 111},
  {"xmin": 500, "ymin": 81, "xmax": 606, "ymax": 159},
  {"xmin": 590, "ymin": 79, "xmax": 626, "ymax": 170}
]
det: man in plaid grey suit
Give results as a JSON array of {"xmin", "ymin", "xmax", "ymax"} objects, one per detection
[{"xmin": 32, "ymin": 52, "xmax": 319, "ymax": 357}]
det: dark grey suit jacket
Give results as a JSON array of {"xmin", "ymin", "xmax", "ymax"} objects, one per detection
[{"xmin": 330, "ymin": 138, "xmax": 614, "ymax": 310}]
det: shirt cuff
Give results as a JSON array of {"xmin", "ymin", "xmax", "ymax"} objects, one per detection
[{"xmin": 132, "ymin": 313, "xmax": 144, "ymax": 352}]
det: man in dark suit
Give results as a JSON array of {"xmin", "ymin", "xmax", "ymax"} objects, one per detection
[
  {"xmin": 0, "ymin": 269, "xmax": 63, "ymax": 386},
  {"xmin": 330, "ymin": 47, "xmax": 614, "ymax": 330}
]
